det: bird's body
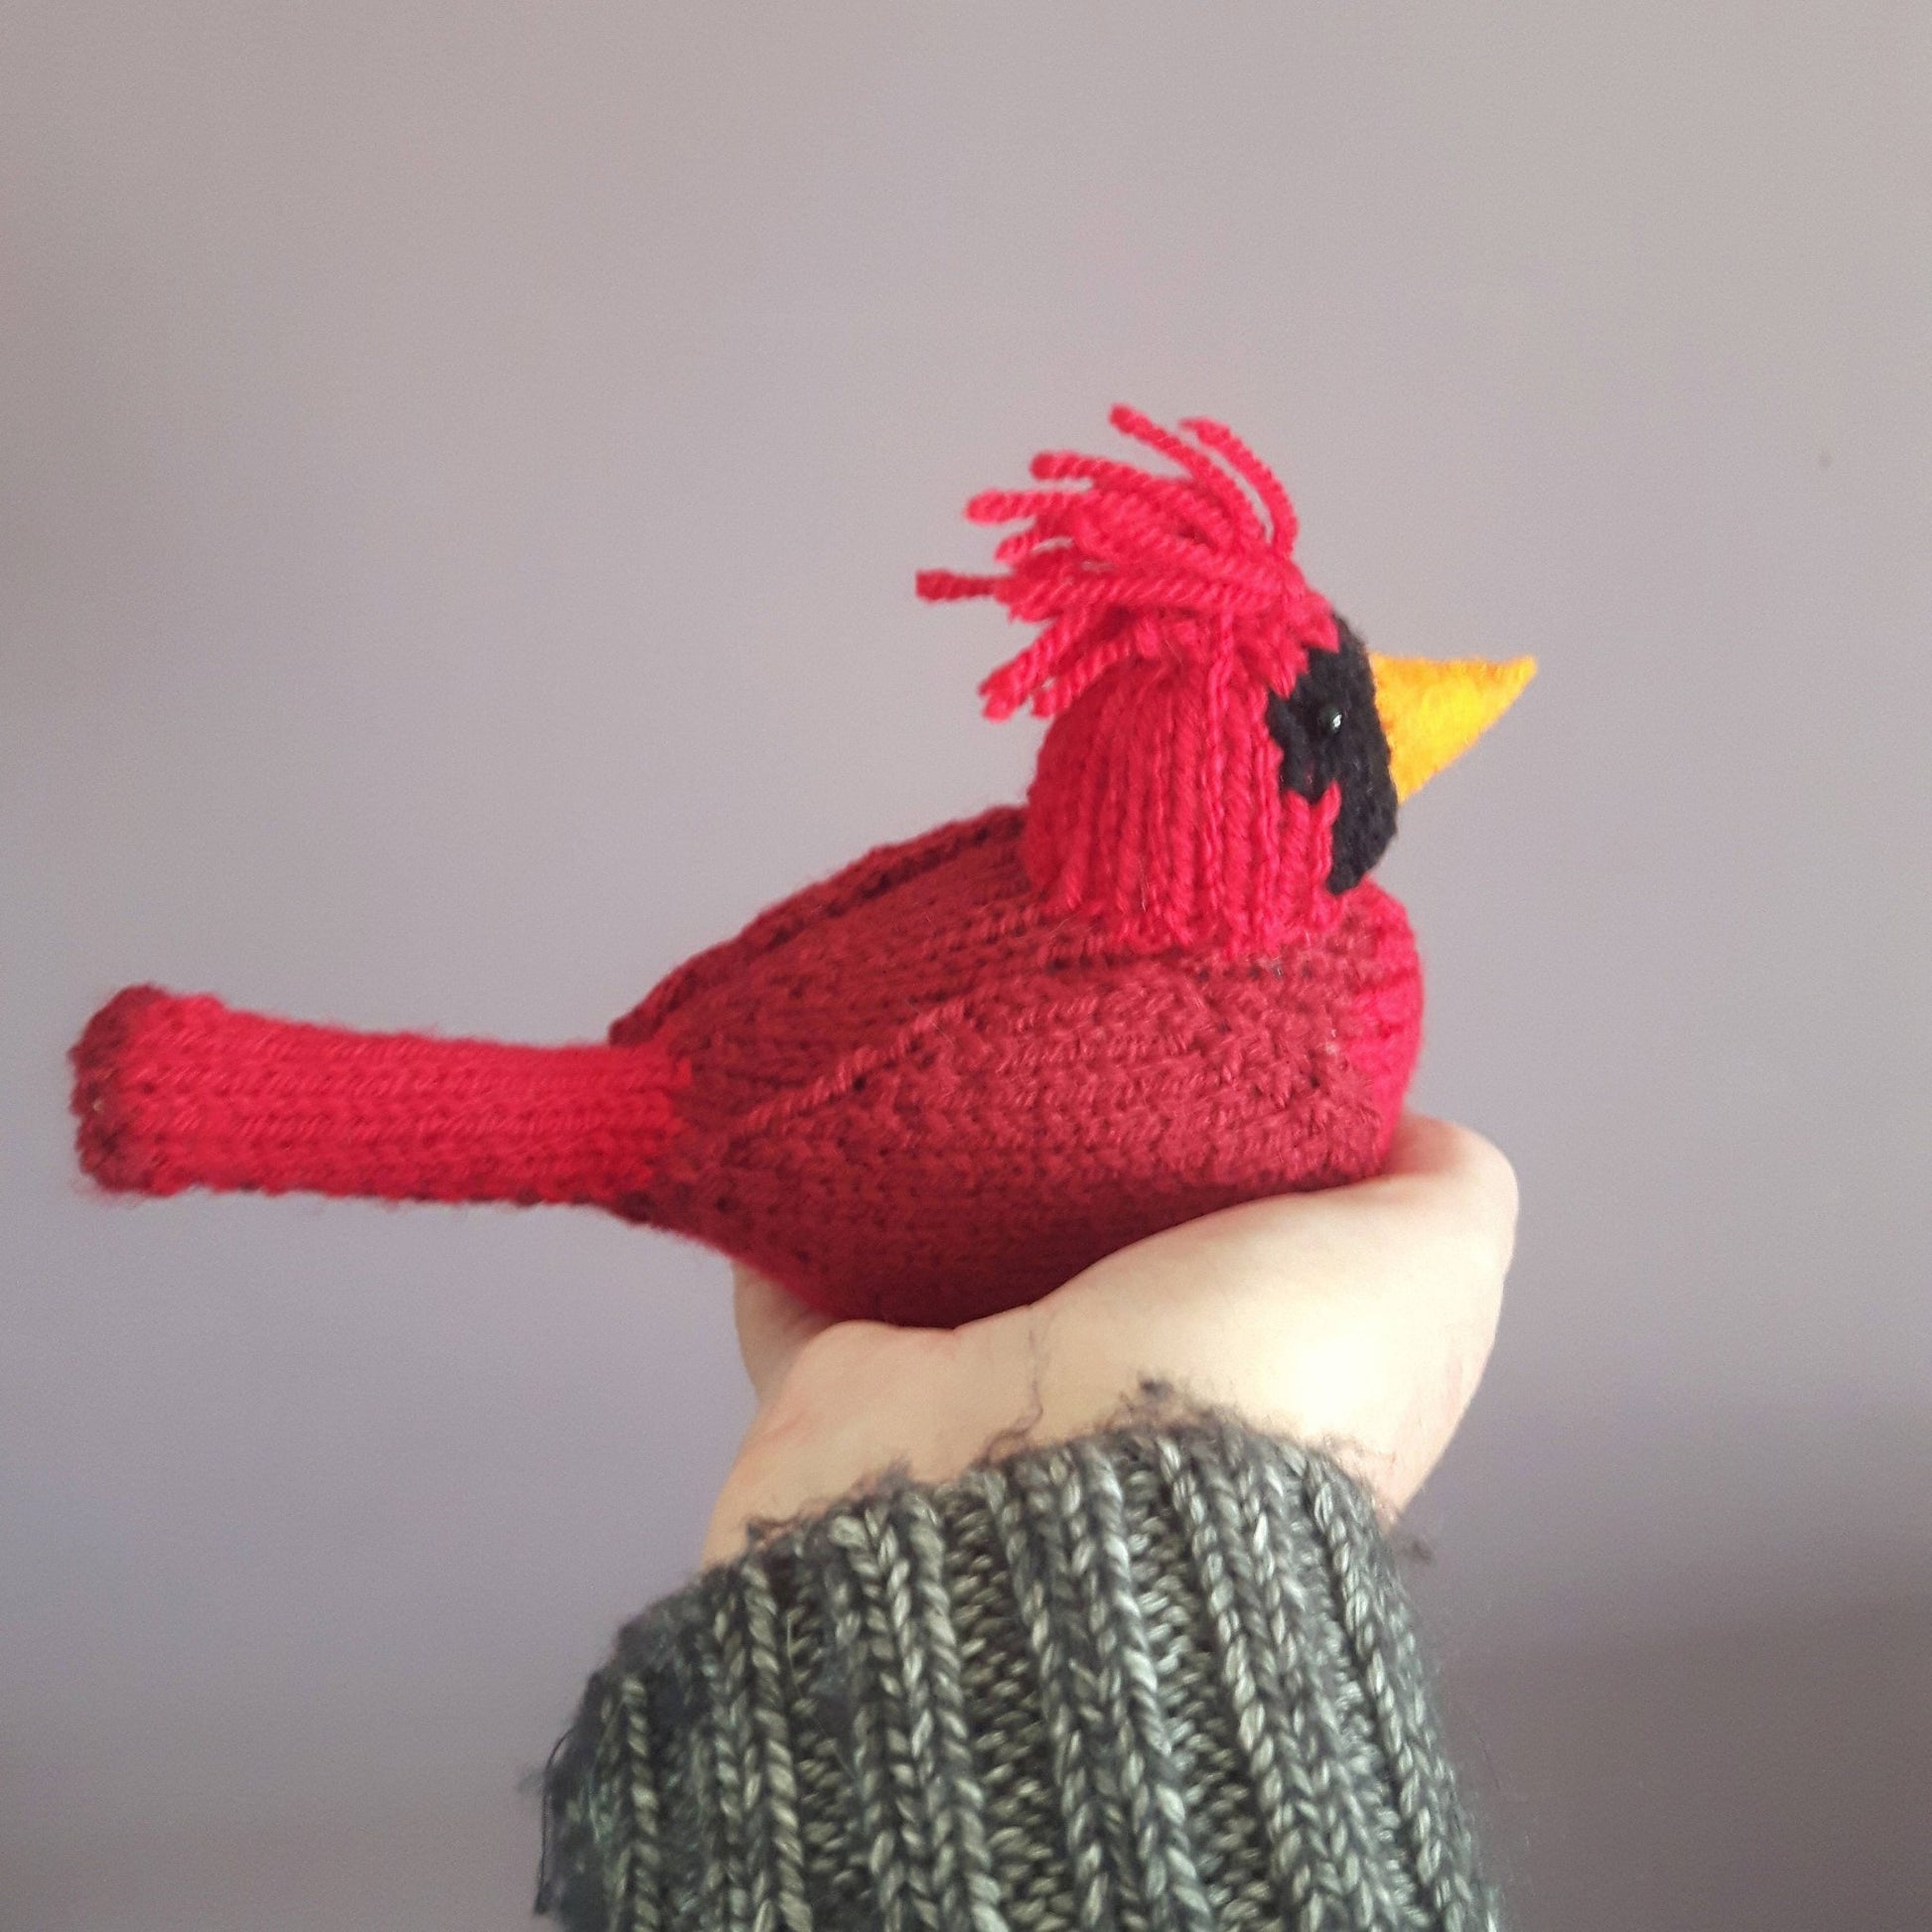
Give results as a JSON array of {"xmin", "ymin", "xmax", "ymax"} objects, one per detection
[
  {"xmin": 75, "ymin": 804, "xmax": 1419, "ymax": 1327},
  {"xmin": 70, "ymin": 410, "xmax": 1527, "ymax": 1327},
  {"xmin": 618, "ymin": 804, "xmax": 1420, "ymax": 1324}
]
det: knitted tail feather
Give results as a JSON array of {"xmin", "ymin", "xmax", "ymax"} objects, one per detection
[{"xmin": 70, "ymin": 986, "xmax": 685, "ymax": 1211}]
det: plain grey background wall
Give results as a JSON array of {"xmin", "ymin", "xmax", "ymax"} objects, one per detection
[{"xmin": 3, "ymin": 5, "xmax": 1928, "ymax": 1926}]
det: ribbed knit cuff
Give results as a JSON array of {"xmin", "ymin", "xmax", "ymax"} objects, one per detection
[{"xmin": 539, "ymin": 1418, "xmax": 1497, "ymax": 1932}]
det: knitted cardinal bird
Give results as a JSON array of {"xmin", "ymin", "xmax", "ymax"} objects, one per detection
[{"xmin": 71, "ymin": 409, "xmax": 1531, "ymax": 1328}]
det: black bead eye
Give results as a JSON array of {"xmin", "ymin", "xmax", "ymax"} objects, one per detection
[{"xmin": 1316, "ymin": 703, "xmax": 1344, "ymax": 737}]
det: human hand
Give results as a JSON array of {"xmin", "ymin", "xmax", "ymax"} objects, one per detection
[{"xmin": 702, "ymin": 1114, "xmax": 1517, "ymax": 1567}]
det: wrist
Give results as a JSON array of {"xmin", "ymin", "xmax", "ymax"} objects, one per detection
[{"xmin": 544, "ymin": 1412, "xmax": 1496, "ymax": 1932}]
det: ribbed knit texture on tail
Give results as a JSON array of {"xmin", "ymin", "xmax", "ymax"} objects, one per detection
[
  {"xmin": 70, "ymin": 985, "xmax": 687, "ymax": 1208},
  {"xmin": 540, "ymin": 1417, "xmax": 1498, "ymax": 1932}
]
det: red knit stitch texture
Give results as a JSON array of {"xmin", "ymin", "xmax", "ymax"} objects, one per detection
[
  {"xmin": 72, "ymin": 985, "xmax": 688, "ymax": 1207},
  {"xmin": 69, "ymin": 410, "xmax": 1431, "ymax": 1328},
  {"xmin": 612, "ymin": 806, "xmax": 1420, "ymax": 1326},
  {"xmin": 70, "ymin": 806, "xmax": 1421, "ymax": 1328}
]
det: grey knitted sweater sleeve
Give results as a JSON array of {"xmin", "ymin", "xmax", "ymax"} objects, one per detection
[{"xmin": 537, "ymin": 1417, "xmax": 1497, "ymax": 1932}]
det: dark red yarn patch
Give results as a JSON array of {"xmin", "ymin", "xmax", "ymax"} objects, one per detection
[{"xmin": 624, "ymin": 808, "xmax": 1421, "ymax": 1326}]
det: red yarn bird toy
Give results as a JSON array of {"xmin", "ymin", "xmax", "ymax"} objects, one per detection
[{"xmin": 70, "ymin": 409, "xmax": 1532, "ymax": 1327}]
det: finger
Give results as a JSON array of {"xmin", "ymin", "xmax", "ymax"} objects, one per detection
[
  {"xmin": 1372, "ymin": 1113, "xmax": 1520, "ymax": 1269},
  {"xmin": 1383, "ymin": 1112, "xmax": 1515, "ymax": 1196},
  {"xmin": 731, "ymin": 1262, "xmax": 836, "ymax": 1403},
  {"xmin": 1381, "ymin": 1111, "xmax": 1474, "ymax": 1177},
  {"xmin": 1347, "ymin": 1117, "xmax": 1516, "ymax": 1416}
]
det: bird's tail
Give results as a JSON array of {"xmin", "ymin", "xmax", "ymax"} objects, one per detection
[{"xmin": 70, "ymin": 986, "xmax": 684, "ymax": 1212}]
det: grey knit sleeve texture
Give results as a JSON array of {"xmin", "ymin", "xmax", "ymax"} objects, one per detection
[{"xmin": 537, "ymin": 1416, "xmax": 1498, "ymax": 1932}]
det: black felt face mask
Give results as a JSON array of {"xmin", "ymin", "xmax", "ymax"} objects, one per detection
[{"xmin": 1264, "ymin": 617, "xmax": 1400, "ymax": 895}]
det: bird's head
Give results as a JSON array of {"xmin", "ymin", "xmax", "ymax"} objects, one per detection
[{"xmin": 918, "ymin": 407, "xmax": 1534, "ymax": 957}]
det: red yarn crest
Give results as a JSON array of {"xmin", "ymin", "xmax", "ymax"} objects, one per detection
[
  {"xmin": 917, "ymin": 406, "xmax": 1337, "ymax": 718},
  {"xmin": 920, "ymin": 408, "xmax": 1343, "ymax": 959}
]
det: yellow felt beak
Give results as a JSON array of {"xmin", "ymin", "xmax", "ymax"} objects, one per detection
[{"xmin": 1368, "ymin": 652, "xmax": 1537, "ymax": 801}]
